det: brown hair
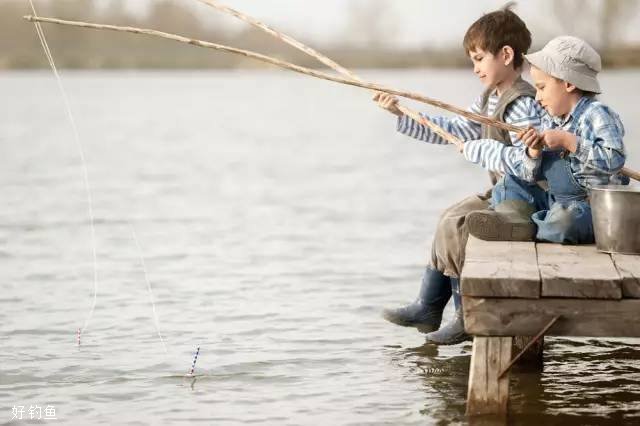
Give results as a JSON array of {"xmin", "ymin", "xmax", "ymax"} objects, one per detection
[{"xmin": 463, "ymin": 2, "xmax": 531, "ymax": 68}]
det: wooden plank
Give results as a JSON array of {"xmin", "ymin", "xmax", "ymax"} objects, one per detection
[
  {"xmin": 461, "ymin": 236, "xmax": 540, "ymax": 298},
  {"xmin": 466, "ymin": 336, "xmax": 512, "ymax": 416},
  {"xmin": 612, "ymin": 254, "xmax": 640, "ymax": 298},
  {"xmin": 536, "ymin": 243, "xmax": 622, "ymax": 299},
  {"xmin": 467, "ymin": 338, "xmax": 487, "ymax": 416},
  {"xmin": 463, "ymin": 296, "xmax": 640, "ymax": 337}
]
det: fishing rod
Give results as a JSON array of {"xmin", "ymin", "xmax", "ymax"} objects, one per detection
[
  {"xmin": 21, "ymin": 16, "xmax": 502, "ymax": 138},
  {"xmin": 195, "ymin": 0, "xmax": 463, "ymax": 149},
  {"xmin": 23, "ymin": 14, "xmax": 640, "ymax": 182}
]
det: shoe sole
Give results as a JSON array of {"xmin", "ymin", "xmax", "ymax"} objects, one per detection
[
  {"xmin": 424, "ymin": 334, "xmax": 472, "ymax": 345},
  {"xmin": 466, "ymin": 211, "xmax": 536, "ymax": 242},
  {"xmin": 382, "ymin": 311, "xmax": 439, "ymax": 333}
]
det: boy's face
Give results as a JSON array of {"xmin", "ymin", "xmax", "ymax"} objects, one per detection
[
  {"xmin": 468, "ymin": 47, "xmax": 512, "ymax": 89},
  {"xmin": 530, "ymin": 65, "xmax": 576, "ymax": 117}
]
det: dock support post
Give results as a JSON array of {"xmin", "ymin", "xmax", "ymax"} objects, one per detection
[
  {"xmin": 512, "ymin": 336, "xmax": 544, "ymax": 371},
  {"xmin": 466, "ymin": 336, "xmax": 512, "ymax": 416}
]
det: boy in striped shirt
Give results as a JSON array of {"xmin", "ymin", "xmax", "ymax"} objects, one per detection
[
  {"xmin": 463, "ymin": 36, "xmax": 627, "ymax": 244},
  {"xmin": 374, "ymin": 5, "xmax": 544, "ymax": 345}
]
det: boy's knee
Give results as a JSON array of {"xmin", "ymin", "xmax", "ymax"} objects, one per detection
[
  {"xmin": 533, "ymin": 202, "xmax": 593, "ymax": 244},
  {"xmin": 492, "ymin": 175, "xmax": 544, "ymax": 207}
]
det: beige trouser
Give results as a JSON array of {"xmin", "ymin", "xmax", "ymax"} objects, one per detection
[{"xmin": 429, "ymin": 190, "xmax": 492, "ymax": 278}]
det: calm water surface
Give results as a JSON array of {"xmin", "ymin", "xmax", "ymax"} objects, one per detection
[{"xmin": 1, "ymin": 69, "xmax": 639, "ymax": 425}]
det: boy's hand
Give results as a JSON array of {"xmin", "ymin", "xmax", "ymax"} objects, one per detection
[
  {"xmin": 541, "ymin": 129, "xmax": 578, "ymax": 153},
  {"xmin": 373, "ymin": 91, "xmax": 402, "ymax": 117},
  {"xmin": 517, "ymin": 127, "xmax": 543, "ymax": 158}
]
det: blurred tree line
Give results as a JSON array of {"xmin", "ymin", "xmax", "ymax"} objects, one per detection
[
  {"xmin": 1, "ymin": 0, "xmax": 263, "ymax": 68},
  {"xmin": 1, "ymin": 0, "xmax": 638, "ymax": 69},
  {"xmin": 0, "ymin": 0, "xmax": 469, "ymax": 69},
  {"xmin": 553, "ymin": 0, "xmax": 640, "ymax": 67}
]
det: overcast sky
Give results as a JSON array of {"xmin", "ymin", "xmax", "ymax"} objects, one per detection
[{"xmin": 84, "ymin": 0, "xmax": 640, "ymax": 49}]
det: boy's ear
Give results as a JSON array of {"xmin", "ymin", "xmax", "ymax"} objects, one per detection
[
  {"xmin": 501, "ymin": 46, "xmax": 515, "ymax": 66},
  {"xmin": 565, "ymin": 82, "xmax": 578, "ymax": 93}
]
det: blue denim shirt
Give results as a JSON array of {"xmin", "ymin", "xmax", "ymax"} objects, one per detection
[
  {"xmin": 521, "ymin": 96, "xmax": 628, "ymax": 188},
  {"xmin": 465, "ymin": 96, "xmax": 628, "ymax": 188}
]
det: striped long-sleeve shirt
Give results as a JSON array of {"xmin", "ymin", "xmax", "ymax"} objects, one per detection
[
  {"xmin": 397, "ymin": 93, "xmax": 544, "ymax": 181},
  {"xmin": 464, "ymin": 96, "xmax": 628, "ymax": 188}
]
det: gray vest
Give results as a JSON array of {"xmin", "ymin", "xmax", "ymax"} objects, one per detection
[{"xmin": 478, "ymin": 77, "xmax": 537, "ymax": 184}]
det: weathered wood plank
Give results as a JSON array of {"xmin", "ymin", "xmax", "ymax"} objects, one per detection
[
  {"xmin": 466, "ymin": 336, "xmax": 512, "ymax": 416},
  {"xmin": 463, "ymin": 297, "xmax": 640, "ymax": 337},
  {"xmin": 461, "ymin": 236, "xmax": 540, "ymax": 298},
  {"xmin": 536, "ymin": 243, "xmax": 622, "ymax": 299},
  {"xmin": 612, "ymin": 254, "xmax": 640, "ymax": 298},
  {"xmin": 467, "ymin": 338, "xmax": 487, "ymax": 415}
]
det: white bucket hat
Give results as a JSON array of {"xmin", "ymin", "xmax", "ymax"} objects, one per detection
[{"xmin": 525, "ymin": 36, "xmax": 602, "ymax": 94}]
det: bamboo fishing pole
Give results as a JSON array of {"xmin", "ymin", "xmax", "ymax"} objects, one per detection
[
  {"xmin": 23, "ymin": 14, "xmax": 640, "ymax": 182},
  {"xmin": 195, "ymin": 0, "xmax": 463, "ymax": 149},
  {"xmin": 194, "ymin": 1, "xmax": 640, "ymax": 183},
  {"xmin": 22, "ymin": 15, "xmax": 510, "ymax": 133}
]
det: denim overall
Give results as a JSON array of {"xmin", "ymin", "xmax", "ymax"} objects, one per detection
[
  {"xmin": 532, "ymin": 150, "xmax": 594, "ymax": 243},
  {"xmin": 492, "ymin": 149, "xmax": 594, "ymax": 244}
]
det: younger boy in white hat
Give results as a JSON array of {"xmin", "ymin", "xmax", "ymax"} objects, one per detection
[{"xmin": 463, "ymin": 35, "xmax": 628, "ymax": 243}]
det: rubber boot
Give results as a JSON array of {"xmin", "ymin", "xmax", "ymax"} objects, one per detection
[
  {"xmin": 424, "ymin": 278, "xmax": 471, "ymax": 345},
  {"xmin": 466, "ymin": 200, "xmax": 537, "ymax": 242},
  {"xmin": 382, "ymin": 267, "xmax": 452, "ymax": 333}
]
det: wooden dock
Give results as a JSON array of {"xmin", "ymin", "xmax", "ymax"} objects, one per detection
[{"xmin": 461, "ymin": 236, "xmax": 640, "ymax": 416}]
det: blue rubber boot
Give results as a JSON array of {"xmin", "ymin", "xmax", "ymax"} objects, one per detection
[
  {"xmin": 382, "ymin": 267, "xmax": 452, "ymax": 333},
  {"xmin": 424, "ymin": 278, "xmax": 471, "ymax": 345}
]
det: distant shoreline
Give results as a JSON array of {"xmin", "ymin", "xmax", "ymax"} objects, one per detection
[
  {"xmin": 3, "ymin": 0, "xmax": 639, "ymax": 71},
  {"xmin": 3, "ymin": 47, "xmax": 640, "ymax": 70}
]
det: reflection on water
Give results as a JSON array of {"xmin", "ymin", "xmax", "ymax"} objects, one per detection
[{"xmin": 1, "ymin": 70, "xmax": 639, "ymax": 424}]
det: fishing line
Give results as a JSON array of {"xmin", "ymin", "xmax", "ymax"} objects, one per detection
[
  {"xmin": 28, "ymin": 0, "xmax": 99, "ymax": 339},
  {"xmin": 129, "ymin": 223, "xmax": 168, "ymax": 354},
  {"xmin": 28, "ymin": 3, "xmax": 206, "ymax": 373}
]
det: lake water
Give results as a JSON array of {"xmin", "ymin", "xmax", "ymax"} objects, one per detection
[{"xmin": 1, "ymin": 69, "xmax": 639, "ymax": 425}]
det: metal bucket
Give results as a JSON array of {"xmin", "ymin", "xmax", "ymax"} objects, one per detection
[{"xmin": 591, "ymin": 185, "xmax": 640, "ymax": 254}]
